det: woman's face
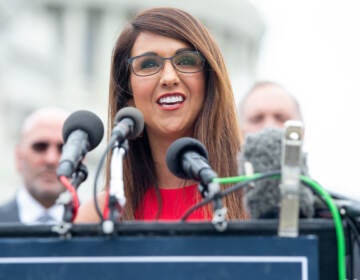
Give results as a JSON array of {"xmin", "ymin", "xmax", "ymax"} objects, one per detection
[{"xmin": 129, "ymin": 32, "xmax": 206, "ymax": 139}]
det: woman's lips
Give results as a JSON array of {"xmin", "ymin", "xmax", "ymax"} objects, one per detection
[{"xmin": 157, "ymin": 93, "xmax": 185, "ymax": 110}]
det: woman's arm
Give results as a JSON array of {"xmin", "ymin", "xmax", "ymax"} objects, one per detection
[{"xmin": 74, "ymin": 191, "xmax": 106, "ymax": 223}]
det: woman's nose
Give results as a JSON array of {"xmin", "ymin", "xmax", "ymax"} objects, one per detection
[{"xmin": 160, "ymin": 61, "xmax": 180, "ymax": 87}]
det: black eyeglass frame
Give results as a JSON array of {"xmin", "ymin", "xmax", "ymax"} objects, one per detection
[{"xmin": 127, "ymin": 50, "xmax": 206, "ymax": 77}]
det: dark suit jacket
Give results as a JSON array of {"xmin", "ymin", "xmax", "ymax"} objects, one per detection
[{"xmin": 0, "ymin": 198, "xmax": 21, "ymax": 223}]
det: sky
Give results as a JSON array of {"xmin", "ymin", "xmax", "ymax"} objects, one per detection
[{"xmin": 250, "ymin": 0, "xmax": 360, "ymax": 200}]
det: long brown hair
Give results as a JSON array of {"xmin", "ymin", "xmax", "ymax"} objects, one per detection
[{"xmin": 108, "ymin": 7, "xmax": 247, "ymax": 220}]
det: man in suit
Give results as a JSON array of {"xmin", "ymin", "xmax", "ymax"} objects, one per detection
[{"xmin": 0, "ymin": 107, "xmax": 69, "ymax": 224}]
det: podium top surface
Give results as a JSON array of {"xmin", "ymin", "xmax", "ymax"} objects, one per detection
[{"xmin": 0, "ymin": 219, "xmax": 336, "ymax": 237}]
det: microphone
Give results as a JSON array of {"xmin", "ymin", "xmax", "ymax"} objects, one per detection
[
  {"xmin": 104, "ymin": 107, "xmax": 144, "ymax": 225},
  {"xmin": 57, "ymin": 110, "xmax": 104, "ymax": 178},
  {"xmin": 238, "ymin": 127, "xmax": 315, "ymax": 219},
  {"xmin": 166, "ymin": 137, "xmax": 218, "ymax": 189},
  {"xmin": 110, "ymin": 107, "xmax": 144, "ymax": 142},
  {"xmin": 166, "ymin": 137, "xmax": 227, "ymax": 230}
]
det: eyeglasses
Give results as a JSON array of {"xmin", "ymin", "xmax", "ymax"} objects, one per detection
[
  {"xmin": 128, "ymin": 50, "xmax": 205, "ymax": 77},
  {"xmin": 31, "ymin": 141, "xmax": 63, "ymax": 154}
]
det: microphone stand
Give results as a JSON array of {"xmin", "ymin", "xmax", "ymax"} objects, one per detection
[
  {"xmin": 102, "ymin": 139, "xmax": 128, "ymax": 234},
  {"xmin": 199, "ymin": 177, "xmax": 227, "ymax": 232},
  {"xmin": 55, "ymin": 163, "xmax": 88, "ymax": 236},
  {"xmin": 209, "ymin": 182, "xmax": 227, "ymax": 232}
]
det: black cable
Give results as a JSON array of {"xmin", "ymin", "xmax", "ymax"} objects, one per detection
[
  {"xmin": 181, "ymin": 172, "xmax": 355, "ymax": 279},
  {"xmin": 347, "ymin": 216, "xmax": 360, "ymax": 280},
  {"xmin": 295, "ymin": 179, "xmax": 360, "ymax": 280},
  {"xmin": 300, "ymin": 179, "xmax": 360, "ymax": 248},
  {"xmin": 341, "ymin": 214, "xmax": 360, "ymax": 280},
  {"xmin": 180, "ymin": 196, "xmax": 213, "ymax": 222},
  {"xmin": 344, "ymin": 215, "xmax": 355, "ymax": 280},
  {"xmin": 180, "ymin": 171, "xmax": 280, "ymax": 221},
  {"xmin": 346, "ymin": 214, "xmax": 360, "ymax": 248}
]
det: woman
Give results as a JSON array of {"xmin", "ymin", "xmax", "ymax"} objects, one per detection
[{"xmin": 75, "ymin": 7, "xmax": 247, "ymax": 222}]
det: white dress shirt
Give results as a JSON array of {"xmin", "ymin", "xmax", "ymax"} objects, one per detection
[{"xmin": 16, "ymin": 186, "xmax": 64, "ymax": 225}]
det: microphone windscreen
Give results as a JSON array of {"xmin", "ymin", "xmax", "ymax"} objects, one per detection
[
  {"xmin": 114, "ymin": 107, "xmax": 144, "ymax": 139},
  {"xmin": 238, "ymin": 127, "xmax": 315, "ymax": 218},
  {"xmin": 62, "ymin": 110, "xmax": 104, "ymax": 150},
  {"xmin": 166, "ymin": 137, "xmax": 208, "ymax": 179}
]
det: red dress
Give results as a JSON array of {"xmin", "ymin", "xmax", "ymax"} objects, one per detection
[{"xmin": 135, "ymin": 184, "xmax": 210, "ymax": 221}]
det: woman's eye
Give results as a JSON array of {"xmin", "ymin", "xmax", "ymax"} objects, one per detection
[
  {"xmin": 177, "ymin": 56, "xmax": 197, "ymax": 66},
  {"xmin": 140, "ymin": 58, "xmax": 160, "ymax": 69}
]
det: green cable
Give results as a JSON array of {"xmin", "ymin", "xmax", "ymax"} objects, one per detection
[
  {"xmin": 213, "ymin": 173, "xmax": 262, "ymax": 184},
  {"xmin": 300, "ymin": 175, "xmax": 346, "ymax": 280},
  {"xmin": 213, "ymin": 174, "xmax": 346, "ymax": 280}
]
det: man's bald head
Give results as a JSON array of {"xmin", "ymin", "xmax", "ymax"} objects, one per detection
[
  {"xmin": 239, "ymin": 81, "xmax": 303, "ymax": 135},
  {"xmin": 19, "ymin": 107, "xmax": 69, "ymax": 142},
  {"xmin": 16, "ymin": 107, "xmax": 69, "ymax": 208}
]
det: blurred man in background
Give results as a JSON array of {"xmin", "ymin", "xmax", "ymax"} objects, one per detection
[
  {"xmin": 239, "ymin": 83, "xmax": 359, "ymax": 277},
  {"xmin": 238, "ymin": 81, "xmax": 303, "ymax": 135},
  {"xmin": 0, "ymin": 107, "xmax": 69, "ymax": 224}
]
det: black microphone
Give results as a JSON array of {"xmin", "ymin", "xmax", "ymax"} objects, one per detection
[
  {"xmin": 238, "ymin": 127, "xmax": 315, "ymax": 219},
  {"xmin": 111, "ymin": 107, "xmax": 144, "ymax": 142},
  {"xmin": 57, "ymin": 110, "xmax": 104, "ymax": 178},
  {"xmin": 166, "ymin": 137, "xmax": 217, "ymax": 188},
  {"xmin": 167, "ymin": 137, "xmax": 228, "ymax": 230}
]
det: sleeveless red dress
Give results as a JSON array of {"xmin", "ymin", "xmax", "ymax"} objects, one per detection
[{"xmin": 135, "ymin": 184, "xmax": 210, "ymax": 221}]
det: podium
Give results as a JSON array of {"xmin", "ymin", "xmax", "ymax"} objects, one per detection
[{"xmin": 0, "ymin": 219, "xmax": 341, "ymax": 280}]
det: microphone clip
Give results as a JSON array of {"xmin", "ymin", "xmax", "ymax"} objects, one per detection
[
  {"xmin": 278, "ymin": 120, "xmax": 304, "ymax": 237},
  {"xmin": 199, "ymin": 182, "xmax": 228, "ymax": 232},
  {"xmin": 71, "ymin": 163, "xmax": 88, "ymax": 189}
]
